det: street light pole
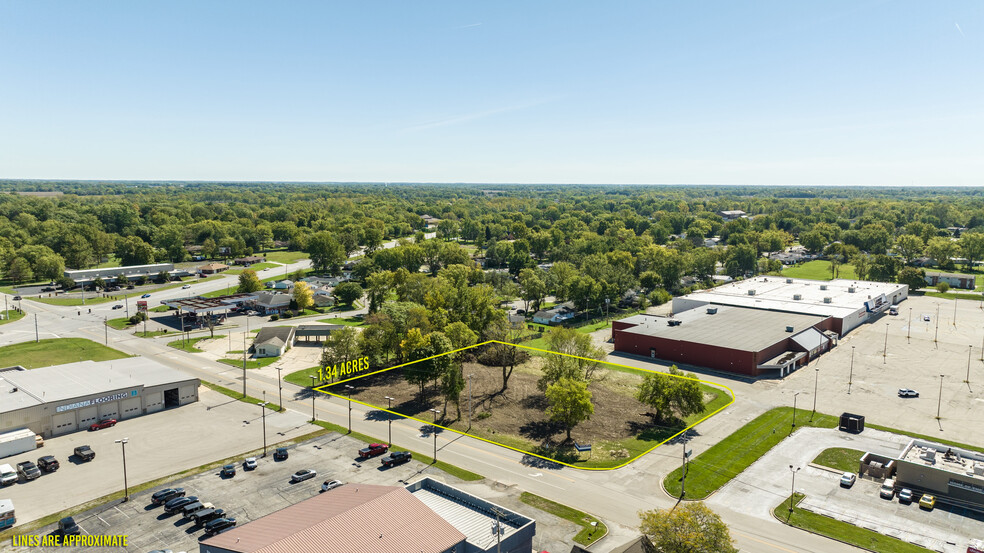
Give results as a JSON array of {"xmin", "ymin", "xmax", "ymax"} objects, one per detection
[
  {"xmin": 788, "ymin": 465, "xmax": 801, "ymax": 513},
  {"xmin": 259, "ymin": 394, "xmax": 268, "ymax": 457},
  {"xmin": 384, "ymin": 396, "xmax": 394, "ymax": 446},
  {"xmin": 935, "ymin": 303, "xmax": 940, "ymax": 343},
  {"xmin": 277, "ymin": 366, "xmax": 283, "ymax": 411},
  {"xmin": 848, "ymin": 346, "xmax": 855, "ymax": 394},
  {"xmin": 937, "ymin": 374, "xmax": 945, "ymax": 420},
  {"xmin": 792, "ymin": 392, "xmax": 801, "ymax": 429},
  {"xmin": 243, "ymin": 317, "xmax": 249, "ymax": 398},
  {"xmin": 810, "ymin": 367, "xmax": 819, "ymax": 422},
  {"xmin": 883, "ymin": 323, "xmax": 889, "ymax": 364},
  {"xmin": 114, "ymin": 438, "xmax": 129, "ymax": 502},
  {"xmin": 967, "ymin": 345, "xmax": 973, "ymax": 384},
  {"xmin": 907, "ymin": 307, "xmax": 912, "ymax": 341},
  {"xmin": 345, "ymin": 385, "xmax": 354, "ymax": 433},
  {"xmin": 308, "ymin": 375, "xmax": 317, "ymax": 422}
]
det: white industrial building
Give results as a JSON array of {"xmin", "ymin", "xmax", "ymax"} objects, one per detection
[
  {"xmin": 0, "ymin": 358, "xmax": 198, "ymax": 438},
  {"xmin": 672, "ymin": 277, "xmax": 908, "ymax": 336}
]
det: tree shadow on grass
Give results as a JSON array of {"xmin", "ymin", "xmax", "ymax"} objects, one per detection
[{"xmin": 519, "ymin": 419, "xmax": 564, "ymax": 442}]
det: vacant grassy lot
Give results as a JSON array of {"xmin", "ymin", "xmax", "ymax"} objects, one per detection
[
  {"xmin": 0, "ymin": 338, "xmax": 130, "ymax": 369},
  {"xmin": 520, "ymin": 492, "xmax": 606, "ymax": 546},
  {"xmin": 285, "ymin": 366, "xmax": 322, "ymax": 387},
  {"xmin": 813, "ymin": 447, "xmax": 866, "ymax": 473},
  {"xmin": 663, "ymin": 407, "xmax": 839, "ymax": 499},
  {"xmin": 317, "ymin": 316, "xmax": 366, "ymax": 327},
  {"xmin": 226, "ymin": 263, "xmax": 278, "ymax": 275},
  {"xmin": 168, "ymin": 335, "xmax": 226, "ymax": 353},
  {"xmin": 0, "ymin": 309, "xmax": 25, "ymax": 325},
  {"xmin": 781, "ymin": 260, "xmax": 858, "ymax": 281},
  {"xmin": 264, "ymin": 250, "xmax": 310, "ymax": 264},
  {"xmin": 774, "ymin": 493, "xmax": 930, "ymax": 553},
  {"xmin": 218, "ymin": 357, "xmax": 278, "ymax": 370}
]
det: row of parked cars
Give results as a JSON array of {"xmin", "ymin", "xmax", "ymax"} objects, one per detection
[
  {"xmin": 1, "ymin": 447, "xmax": 93, "ymax": 486},
  {"xmin": 150, "ymin": 488, "xmax": 236, "ymax": 536},
  {"xmin": 880, "ymin": 477, "xmax": 936, "ymax": 510}
]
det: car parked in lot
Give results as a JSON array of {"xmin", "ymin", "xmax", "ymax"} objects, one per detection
[
  {"xmin": 192, "ymin": 507, "xmax": 225, "ymax": 524},
  {"xmin": 16, "ymin": 461, "xmax": 41, "ymax": 481},
  {"xmin": 358, "ymin": 443, "xmax": 389, "ymax": 459},
  {"xmin": 37, "ymin": 456, "xmax": 59, "ymax": 473},
  {"xmin": 89, "ymin": 418, "xmax": 117, "ymax": 431},
  {"xmin": 898, "ymin": 389, "xmax": 920, "ymax": 398},
  {"xmin": 291, "ymin": 469, "xmax": 317, "ymax": 483},
  {"xmin": 919, "ymin": 494, "xmax": 936, "ymax": 510},
  {"xmin": 151, "ymin": 487, "xmax": 185, "ymax": 505},
  {"xmin": 243, "ymin": 457, "xmax": 258, "ymax": 471},
  {"xmin": 221, "ymin": 464, "xmax": 236, "ymax": 478},
  {"xmin": 204, "ymin": 517, "xmax": 237, "ymax": 536},
  {"xmin": 164, "ymin": 496, "xmax": 199, "ymax": 514},
  {"xmin": 880, "ymin": 478, "xmax": 896, "ymax": 499},
  {"xmin": 58, "ymin": 516, "xmax": 81, "ymax": 536},
  {"xmin": 899, "ymin": 488, "xmax": 914, "ymax": 503},
  {"xmin": 73, "ymin": 445, "xmax": 95, "ymax": 461},
  {"xmin": 381, "ymin": 451, "xmax": 412, "ymax": 467},
  {"xmin": 273, "ymin": 447, "xmax": 288, "ymax": 461},
  {"xmin": 839, "ymin": 472, "xmax": 856, "ymax": 488},
  {"xmin": 181, "ymin": 501, "xmax": 210, "ymax": 518},
  {"xmin": 321, "ymin": 479, "xmax": 343, "ymax": 492}
]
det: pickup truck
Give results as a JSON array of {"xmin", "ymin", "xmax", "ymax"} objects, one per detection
[
  {"xmin": 358, "ymin": 443, "xmax": 389, "ymax": 459},
  {"xmin": 381, "ymin": 451, "xmax": 412, "ymax": 467},
  {"xmin": 74, "ymin": 445, "xmax": 95, "ymax": 462},
  {"xmin": 16, "ymin": 461, "xmax": 41, "ymax": 481}
]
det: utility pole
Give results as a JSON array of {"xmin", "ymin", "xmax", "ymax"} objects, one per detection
[
  {"xmin": 277, "ymin": 365, "xmax": 283, "ymax": 411},
  {"xmin": 810, "ymin": 367, "xmax": 819, "ymax": 422},
  {"xmin": 308, "ymin": 375, "xmax": 317, "ymax": 422},
  {"xmin": 104, "ymin": 317, "xmax": 108, "ymax": 345},
  {"xmin": 243, "ymin": 317, "xmax": 249, "ymax": 398},
  {"xmin": 491, "ymin": 507, "xmax": 506, "ymax": 553},
  {"xmin": 34, "ymin": 314, "xmax": 39, "ymax": 343},
  {"xmin": 115, "ymin": 438, "xmax": 129, "ymax": 502},
  {"xmin": 848, "ymin": 346, "xmax": 855, "ymax": 394},
  {"xmin": 259, "ymin": 394, "xmax": 268, "ymax": 457},
  {"xmin": 385, "ymin": 396, "xmax": 394, "ymax": 446},
  {"xmin": 429, "ymin": 408, "xmax": 441, "ymax": 462},
  {"xmin": 345, "ymin": 385, "xmax": 355, "ymax": 433},
  {"xmin": 937, "ymin": 374, "xmax": 945, "ymax": 420},
  {"xmin": 954, "ymin": 296, "xmax": 957, "ymax": 326}
]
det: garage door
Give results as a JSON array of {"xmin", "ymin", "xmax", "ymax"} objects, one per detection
[
  {"xmin": 78, "ymin": 407, "xmax": 98, "ymax": 428},
  {"xmin": 120, "ymin": 397, "xmax": 142, "ymax": 420},
  {"xmin": 145, "ymin": 391, "xmax": 163, "ymax": 413},
  {"xmin": 98, "ymin": 402, "xmax": 119, "ymax": 420},
  {"xmin": 179, "ymin": 385, "xmax": 197, "ymax": 405},
  {"xmin": 52, "ymin": 412, "xmax": 77, "ymax": 436}
]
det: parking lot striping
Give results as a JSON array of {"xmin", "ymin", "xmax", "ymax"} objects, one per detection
[{"xmin": 111, "ymin": 505, "xmax": 130, "ymax": 519}]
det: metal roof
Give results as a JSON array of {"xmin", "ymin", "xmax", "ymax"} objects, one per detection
[
  {"xmin": 616, "ymin": 306, "xmax": 828, "ymax": 353},
  {"xmin": 163, "ymin": 294, "xmax": 256, "ymax": 313},
  {"xmin": 410, "ymin": 489, "xmax": 522, "ymax": 550},
  {"xmin": 200, "ymin": 484, "xmax": 465, "ymax": 553},
  {"xmin": 254, "ymin": 327, "xmax": 295, "ymax": 346},
  {"xmin": 294, "ymin": 325, "xmax": 345, "ymax": 337}
]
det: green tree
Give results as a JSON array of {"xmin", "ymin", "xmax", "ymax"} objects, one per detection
[
  {"xmin": 292, "ymin": 281, "xmax": 314, "ymax": 312},
  {"xmin": 936, "ymin": 281, "xmax": 950, "ymax": 293},
  {"xmin": 545, "ymin": 377, "xmax": 594, "ymax": 441},
  {"xmin": 62, "ymin": 235, "xmax": 94, "ymax": 269},
  {"xmin": 34, "ymin": 254, "xmax": 65, "ymax": 282},
  {"xmin": 959, "ymin": 232, "xmax": 984, "ymax": 270},
  {"xmin": 7, "ymin": 257, "xmax": 33, "ymax": 283},
  {"xmin": 893, "ymin": 234, "xmax": 924, "ymax": 265},
  {"xmin": 365, "ymin": 271, "xmax": 392, "ymax": 314},
  {"xmin": 925, "ymin": 236, "xmax": 959, "ymax": 270},
  {"xmin": 518, "ymin": 268, "xmax": 547, "ymax": 313},
  {"xmin": 636, "ymin": 366, "xmax": 705, "ymax": 422},
  {"xmin": 639, "ymin": 503, "xmax": 738, "ymax": 553},
  {"xmin": 896, "ymin": 266, "xmax": 926, "ymax": 291},
  {"xmin": 116, "ymin": 236, "xmax": 155, "ymax": 266},
  {"xmin": 798, "ymin": 230, "xmax": 826, "ymax": 253},
  {"xmin": 307, "ymin": 232, "xmax": 346, "ymax": 274},
  {"xmin": 538, "ymin": 327, "xmax": 604, "ymax": 390},
  {"xmin": 333, "ymin": 281, "xmax": 364, "ymax": 307},
  {"xmin": 238, "ymin": 269, "xmax": 263, "ymax": 293},
  {"xmin": 320, "ymin": 326, "xmax": 360, "ymax": 382}
]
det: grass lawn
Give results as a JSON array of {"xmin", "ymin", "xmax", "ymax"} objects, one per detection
[
  {"xmin": 94, "ymin": 255, "xmax": 122, "ymax": 269},
  {"xmin": 317, "ymin": 316, "xmax": 366, "ymax": 327},
  {"xmin": 922, "ymin": 290, "xmax": 984, "ymax": 301},
  {"xmin": 226, "ymin": 263, "xmax": 279, "ymax": 275},
  {"xmin": 218, "ymin": 357, "xmax": 278, "ymax": 370},
  {"xmin": 150, "ymin": 305, "xmax": 170, "ymax": 313},
  {"xmin": 134, "ymin": 330, "xmax": 169, "ymax": 338},
  {"xmin": 264, "ymin": 250, "xmax": 310, "ymax": 264},
  {"xmin": 0, "ymin": 309, "xmax": 25, "ymax": 325},
  {"xmin": 812, "ymin": 447, "xmax": 866, "ymax": 473},
  {"xmin": 200, "ymin": 380, "xmax": 280, "ymax": 410},
  {"xmin": 308, "ymin": 420, "xmax": 483, "ymax": 481},
  {"xmin": 663, "ymin": 407, "xmax": 839, "ymax": 499},
  {"xmin": 775, "ymin": 493, "xmax": 930, "ymax": 553},
  {"xmin": 168, "ymin": 335, "xmax": 225, "ymax": 353},
  {"xmin": 284, "ymin": 366, "xmax": 322, "ymax": 387},
  {"xmin": 0, "ymin": 338, "xmax": 130, "ymax": 369},
  {"xmin": 520, "ymin": 492, "xmax": 607, "ymax": 546},
  {"xmin": 782, "ymin": 260, "xmax": 858, "ymax": 281}
]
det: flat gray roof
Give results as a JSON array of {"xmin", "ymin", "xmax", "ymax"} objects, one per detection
[
  {"xmin": 0, "ymin": 358, "xmax": 197, "ymax": 414},
  {"xmin": 616, "ymin": 306, "xmax": 828, "ymax": 352}
]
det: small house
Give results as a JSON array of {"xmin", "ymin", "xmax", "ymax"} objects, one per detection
[{"xmin": 253, "ymin": 327, "xmax": 296, "ymax": 358}]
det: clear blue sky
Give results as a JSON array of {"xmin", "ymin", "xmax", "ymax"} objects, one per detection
[{"xmin": 1, "ymin": 1, "xmax": 981, "ymax": 185}]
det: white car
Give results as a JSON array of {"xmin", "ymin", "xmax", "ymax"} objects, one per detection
[
  {"xmin": 899, "ymin": 488, "xmax": 913, "ymax": 503},
  {"xmin": 243, "ymin": 457, "xmax": 258, "ymax": 471},
  {"xmin": 321, "ymin": 479, "xmax": 343, "ymax": 492},
  {"xmin": 840, "ymin": 472, "xmax": 856, "ymax": 488},
  {"xmin": 182, "ymin": 284, "xmax": 192, "ymax": 289},
  {"xmin": 898, "ymin": 389, "xmax": 919, "ymax": 398}
]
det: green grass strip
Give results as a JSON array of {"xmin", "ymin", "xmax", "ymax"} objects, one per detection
[
  {"xmin": 774, "ymin": 493, "xmax": 930, "ymax": 553},
  {"xmin": 812, "ymin": 447, "xmax": 866, "ymax": 473},
  {"xmin": 0, "ymin": 338, "xmax": 131, "ymax": 369},
  {"xmin": 200, "ymin": 380, "xmax": 281, "ymax": 411},
  {"xmin": 520, "ymin": 492, "xmax": 607, "ymax": 546},
  {"xmin": 217, "ymin": 357, "xmax": 278, "ymax": 370},
  {"xmin": 0, "ymin": 309, "xmax": 25, "ymax": 326},
  {"xmin": 167, "ymin": 335, "xmax": 225, "ymax": 353}
]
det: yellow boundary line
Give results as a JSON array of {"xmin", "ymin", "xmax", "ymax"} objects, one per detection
[{"xmin": 313, "ymin": 340, "xmax": 735, "ymax": 470}]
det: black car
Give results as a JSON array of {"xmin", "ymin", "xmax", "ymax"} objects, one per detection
[
  {"xmin": 164, "ymin": 495, "xmax": 198, "ymax": 514},
  {"xmin": 37, "ymin": 456, "xmax": 59, "ymax": 472},
  {"xmin": 58, "ymin": 516, "xmax": 81, "ymax": 536},
  {"xmin": 192, "ymin": 508, "xmax": 225, "ymax": 524},
  {"xmin": 381, "ymin": 451, "xmax": 412, "ymax": 467},
  {"xmin": 151, "ymin": 487, "xmax": 185, "ymax": 505},
  {"xmin": 273, "ymin": 447, "xmax": 288, "ymax": 461},
  {"xmin": 203, "ymin": 517, "xmax": 236, "ymax": 536},
  {"xmin": 221, "ymin": 464, "xmax": 236, "ymax": 477},
  {"xmin": 73, "ymin": 445, "xmax": 95, "ymax": 461}
]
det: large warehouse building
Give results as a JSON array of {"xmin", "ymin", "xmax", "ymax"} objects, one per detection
[
  {"xmin": 671, "ymin": 277, "xmax": 908, "ymax": 336},
  {"xmin": 0, "ymin": 358, "xmax": 199, "ymax": 437},
  {"xmin": 613, "ymin": 276, "xmax": 907, "ymax": 377}
]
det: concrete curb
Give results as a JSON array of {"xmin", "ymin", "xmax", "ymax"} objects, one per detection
[{"xmin": 769, "ymin": 497, "xmax": 881, "ymax": 553}]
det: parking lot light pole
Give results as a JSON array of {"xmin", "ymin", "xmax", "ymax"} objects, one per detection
[
  {"xmin": 308, "ymin": 375, "xmax": 317, "ymax": 422},
  {"xmin": 810, "ymin": 367, "xmax": 819, "ymax": 422},
  {"xmin": 788, "ymin": 465, "xmax": 801, "ymax": 514},
  {"xmin": 384, "ymin": 396, "xmax": 394, "ymax": 446},
  {"xmin": 883, "ymin": 323, "xmax": 889, "ymax": 363},
  {"xmin": 276, "ymin": 366, "xmax": 283, "ymax": 411},
  {"xmin": 848, "ymin": 346, "xmax": 855, "ymax": 394},
  {"xmin": 907, "ymin": 308, "xmax": 912, "ymax": 341},
  {"xmin": 429, "ymin": 409, "xmax": 441, "ymax": 462},
  {"xmin": 345, "ymin": 385, "xmax": 354, "ymax": 434},
  {"xmin": 114, "ymin": 438, "xmax": 129, "ymax": 502},
  {"xmin": 936, "ymin": 375, "xmax": 945, "ymax": 420},
  {"xmin": 259, "ymin": 395, "xmax": 268, "ymax": 457},
  {"xmin": 934, "ymin": 304, "xmax": 940, "ymax": 343},
  {"xmin": 792, "ymin": 392, "xmax": 801, "ymax": 429},
  {"xmin": 967, "ymin": 345, "xmax": 973, "ymax": 384}
]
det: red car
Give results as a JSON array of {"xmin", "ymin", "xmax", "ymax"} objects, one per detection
[
  {"xmin": 89, "ymin": 419, "xmax": 117, "ymax": 431},
  {"xmin": 358, "ymin": 443, "xmax": 389, "ymax": 459}
]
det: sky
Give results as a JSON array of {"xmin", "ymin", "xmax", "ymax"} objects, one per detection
[{"xmin": 0, "ymin": 1, "xmax": 981, "ymax": 185}]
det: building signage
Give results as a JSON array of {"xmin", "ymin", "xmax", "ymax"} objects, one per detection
[
  {"xmin": 949, "ymin": 478, "xmax": 984, "ymax": 495},
  {"xmin": 137, "ymin": 300, "xmax": 148, "ymax": 313},
  {"xmin": 55, "ymin": 391, "xmax": 136, "ymax": 413}
]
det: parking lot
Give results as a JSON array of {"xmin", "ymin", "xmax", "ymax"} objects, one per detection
[
  {"xmin": 1, "ymin": 388, "xmax": 313, "ymax": 526},
  {"xmin": 9, "ymin": 432, "xmax": 590, "ymax": 553}
]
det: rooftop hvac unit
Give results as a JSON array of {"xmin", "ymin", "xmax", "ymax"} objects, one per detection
[
  {"xmin": 785, "ymin": 326, "xmax": 794, "ymax": 332},
  {"xmin": 820, "ymin": 284, "xmax": 828, "ymax": 290},
  {"xmin": 748, "ymin": 290, "xmax": 756, "ymax": 296},
  {"xmin": 706, "ymin": 307, "xmax": 718, "ymax": 314},
  {"xmin": 786, "ymin": 278, "xmax": 793, "ymax": 284},
  {"xmin": 793, "ymin": 294, "xmax": 802, "ymax": 300},
  {"xmin": 848, "ymin": 287, "xmax": 856, "ymax": 293},
  {"xmin": 667, "ymin": 320, "xmax": 682, "ymax": 327},
  {"xmin": 823, "ymin": 297, "xmax": 832, "ymax": 304}
]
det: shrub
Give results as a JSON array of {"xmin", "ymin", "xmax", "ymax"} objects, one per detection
[
  {"xmin": 281, "ymin": 311, "xmax": 293, "ymax": 319},
  {"xmin": 936, "ymin": 281, "xmax": 950, "ymax": 293},
  {"xmin": 648, "ymin": 288, "xmax": 672, "ymax": 306},
  {"xmin": 270, "ymin": 314, "xmax": 280, "ymax": 321}
]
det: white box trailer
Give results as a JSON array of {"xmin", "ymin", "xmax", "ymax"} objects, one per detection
[{"xmin": 0, "ymin": 429, "xmax": 37, "ymax": 459}]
